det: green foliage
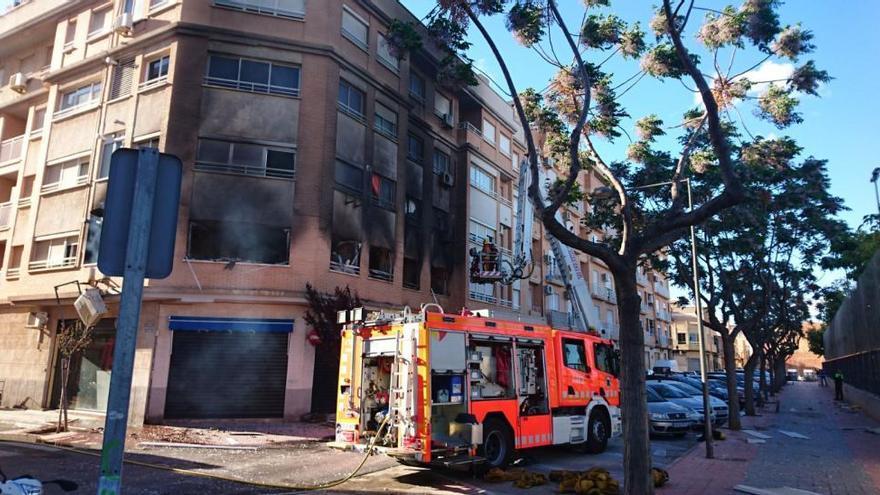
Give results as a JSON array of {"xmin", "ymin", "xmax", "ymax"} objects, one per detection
[
  {"xmin": 641, "ymin": 44, "xmax": 699, "ymax": 78},
  {"xmin": 757, "ymin": 85, "xmax": 802, "ymax": 128},
  {"xmin": 697, "ymin": 6, "xmax": 745, "ymax": 49},
  {"xmin": 437, "ymin": 54, "xmax": 478, "ymax": 87},
  {"xmin": 635, "ymin": 114, "xmax": 665, "ymax": 141},
  {"xmin": 386, "ymin": 20, "xmax": 423, "ymax": 60},
  {"xmin": 772, "ymin": 24, "xmax": 815, "ymax": 61},
  {"xmin": 823, "ymin": 216, "xmax": 880, "ymax": 280},
  {"xmin": 551, "ymin": 179, "xmax": 585, "ymax": 206},
  {"xmin": 740, "ymin": 136, "xmax": 800, "ymax": 170},
  {"xmin": 580, "ymin": 14, "xmax": 624, "ymax": 49},
  {"xmin": 619, "ymin": 22, "xmax": 647, "ymax": 59},
  {"xmin": 806, "ymin": 326, "xmax": 824, "ymax": 356},
  {"xmin": 506, "ymin": 2, "xmax": 545, "ymax": 47},
  {"xmin": 789, "ymin": 60, "xmax": 831, "ymax": 96},
  {"xmin": 741, "ymin": 0, "xmax": 782, "ymax": 47}
]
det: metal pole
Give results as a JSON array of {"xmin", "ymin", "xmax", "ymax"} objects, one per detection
[
  {"xmin": 687, "ymin": 178, "xmax": 714, "ymax": 458},
  {"xmin": 97, "ymin": 149, "xmax": 159, "ymax": 495}
]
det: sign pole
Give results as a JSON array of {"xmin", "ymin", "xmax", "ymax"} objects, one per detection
[{"xmin": 97, "ymin": 149, "xmax": 160, "ymax": 494}]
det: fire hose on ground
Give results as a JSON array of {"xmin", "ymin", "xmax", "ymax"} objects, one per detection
[{"xmin": 0, "ymin": 412, "xmax": 391, "ymax": 492}]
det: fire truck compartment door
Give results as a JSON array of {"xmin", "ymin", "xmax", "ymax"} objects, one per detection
[
  {"xmin": 429, "ymin": 330, "xmax": 466, "ymax": 372},
  {"xmin": 363, "ymin": 338, "xmax": 397, "ymax": 356}
]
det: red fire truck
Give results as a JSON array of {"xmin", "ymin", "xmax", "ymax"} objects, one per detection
[{"xmin": 334, "ymin": 306, "xmax": 621, "ymax": 468}]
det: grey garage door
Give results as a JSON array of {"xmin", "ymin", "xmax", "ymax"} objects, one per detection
[{"xmin": 164, "ymin": 317, "xmax": 292, "ymax": 419}]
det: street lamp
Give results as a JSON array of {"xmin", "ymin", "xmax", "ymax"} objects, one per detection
[
  {"xmin": 592, "ymin": 179, "xmax": 715, "ymax": 459},
  {"xmin": 870, "ymin": 168, "xmax": 880, "ymax": 217}
]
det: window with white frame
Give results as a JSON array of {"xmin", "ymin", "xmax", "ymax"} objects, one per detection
[
  {"xmin": 205, "ymin": 55, "xmax": 300, "ymax": 96},
  {"xmin": 482, "ymin": 119, "xmax": 496, "ymax": 144},
  {"xmin": 58, "ymin": 82, "xmax": 102, "ymax": 114},
  {"xmin": 377, "ymin": 33, "xmax": 399, "ymax": 72},
  {"xmin": 434, "ymin": 92, "xmax": 451, "ymax": 118},
  {"xmin": 341, "ymin": 7, "xmax": 368, "ymax": 49},
  {"xmin": 30, "ymin": 235, "xmax": 78, "ymax": 271},
  {"xmin": 499, "ymin": 134, "xmax": 511, "ymax": 156},
  {"xmin": 196, "ymin": 138, "xmax": 295, "ymax": 179},
  {"xmin": 214, "ymin": 0, "xmax": 305, "ymax": 19},
  {"xmin": 374, "ymin": 102, "xmax": 397, "ymax": 137},
  {"xmin": 142, "ymin": 55, "xmax": 169, "ymax": 87},
  {"xmin": 64, "ymin": 20, "xmax": 76, "ymax": 47},
  {"xmin": 30, "ymin": 108, "xmax": 46, "ymax": 136},
  {"xmin": 98, "ymin": 133, "xmax": 124, "ymax": 179},
  {"xmin": 469, "ymin": 165, "xmax": 495, "ymax": 194},
  {"xmin": 135, "ymin": 135, "xmax": 160, "ymax": 149},
  {"xmin": 468, "ymin": 219, "xmax": 496, "ymax": 245},
  {"xmin": 88, "ymin": 7, "xmax": 109, "ymax": 37},
  {"xmin": 150, "ymin": 0, "xmax": 170, "ymax": 9},
  {"xmin": 338, "ymin": 79, "xmax": 365, "ymax": 118},
  {"xmin": 109, "ymin": 59, "xmax": 136, "ymax": 100},
  {"xmin": 42, "ymin": 157, "xmax": 88, "ymax": 193}
]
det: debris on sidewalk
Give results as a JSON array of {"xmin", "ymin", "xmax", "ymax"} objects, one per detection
[
  {"xmin": 777, "ymin": 430, "xmax": 810, "ymax": 439},
  {"xmin": 733, "ymin": 484, "xmax": 823, "ymax": 495},
  {"xmin": 137, "ymin": 441, "xmax": 259, "ymax": 451},
  {"xmin": 551, "ymin": 467, "xmax": 621, "ymax": 494},
  {"xmin": 484, "ymin": 467, "xmax": 548, "ymax": 489}
]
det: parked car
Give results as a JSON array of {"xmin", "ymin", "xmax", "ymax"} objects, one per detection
[
  {"xmin": 652, "ymin": 379, "xmax": 729, "ymax": 427},
  {"xmin": 649, "ymin": 374, "xmax": 731, "ymax": 402},
  {"xmin": 646, "ymin": 382, "xmax": 715, "ymax": 429},
  {"xmin": 646, "ymin": 387, "xmax": 695, "ymax": 437}
]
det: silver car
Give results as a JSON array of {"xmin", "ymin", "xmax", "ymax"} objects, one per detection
[
  {"xmin": 646, "ymin": 382, "xmax": 715, "ymax": 429},
  {"xmin": 647, "ymin": 386, "xmax": 695, "ymax": 437},
  {"xmin": 658, "ymin": 380, "xmax": 729, "ymax": 427}
]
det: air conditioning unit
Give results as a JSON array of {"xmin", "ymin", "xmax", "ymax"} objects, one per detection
[
  {"xmin": 440, "ymin": 171, "xmax": 454, "ymax": 187},
  {"xmin": 74, "ymin": 288, "xmax": 108, "ymax": 328},
  {"xmin": 9, "ymin": 72, "xmax": 27, "ymax": 93},
  {"xmin": 543, "ymin": 285, "xmax": 554, "ymax": 295},
  {"xmin": 114, "ymin": 13, "xmax": 134, "ymax": 35},
  {"xmin": 25, "ymin": 311, "xmax": 49, "ymax": 329},
  {"xmin": 440, "ymin": 113, "xmax": 454, "ymax": 129}
]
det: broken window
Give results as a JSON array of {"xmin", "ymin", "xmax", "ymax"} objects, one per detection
[
  {"xmin": 84, "ymin": 214, "xmax": 102, "ymax": 264},
  {"xmin": 330, "ymin": 235, "xmax": 361, "ymax": 274},
  {"xmin": 196, "ymin": 139, "xmax": 295, "ymax": 179},
  {"xmin": 368, "ymin": 245, "xmax": 393, "ymax": 281},
  {"xmin": 403, "ymin": 258, "xmax": 420, "ymax": 289},
  {"xmin": 431, "ymin": 266, "xmax": 449, "ymax": 295},
  {"xmin": 335, "ymin": 160, "xmax": 363, "ymax": 193},
  {"xmin": 405, "ymin": 196, "xmax": 420, "ymax": 223},
  {"xmin": 189, "ymin": 220, "xmax": 289, "ymax": 264},
  {"xmin": 370, "ymin": 173, "xmax": 395, "ymax": 209},
  {"xmin": 403, "ymin": 224, "xmax": 421, "ymax": 290}
]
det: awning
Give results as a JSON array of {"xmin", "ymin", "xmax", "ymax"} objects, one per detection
[{"xmin": 169, "ymin": 316, "xmax": 294, "ymax": 333}]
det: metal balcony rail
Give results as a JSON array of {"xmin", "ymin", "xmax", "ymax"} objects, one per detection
[
  {"xmin": 29, "ymin": 256, "xmax": 77, "ymax": 271},
  {"xmin": 0, "ymin": 135, "xmax": 24, "ymax": 164}
]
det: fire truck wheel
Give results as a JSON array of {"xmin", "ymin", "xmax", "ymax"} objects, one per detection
[
  {"xmin": 584, "ymin": 409, "xmax": 610, "ymax": 454},
  {"xmin": 479, "ymin": 418, "xmax": 513, "ymax": 468}
]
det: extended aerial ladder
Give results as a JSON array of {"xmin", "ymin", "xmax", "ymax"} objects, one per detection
[{"xmin": 469, "ymin": 158, "xmax": 593, "ymax": 332}]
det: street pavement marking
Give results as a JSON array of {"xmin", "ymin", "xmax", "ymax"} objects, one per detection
[
  {"xmin": 734, "ymin": 485, "xmax": 822, "ymax": 495},
  {"xmin": 777, "ymin": 430, "xmax": 810, "ymax": 439},
  {"xmin": 746, "ymin": 438, "xmax": 766, "ymax": 444},
  {"xmin": 742, "ymin": 430, "xmax": 772, "ymax": 439}
]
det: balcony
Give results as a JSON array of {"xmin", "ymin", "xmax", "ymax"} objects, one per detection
[
  {"xmin": 636, "ymin": 271, "xmax": 649, "ymax": 286},
  {"xmin": 654, "ymin": 280, "xmax": 670, "ymax": 298},
  {"xmin": 658, "ymin": 333, "xmax": 670, "ymax": 348},
  {"xmin": 656, "ymin": 308, "xmax": 671, "ymax": 321},
  {"xmin": 592, "ymin": 287, "xmax": 617, "ymax": 304},
  {"xmin": 29, "ymin": 256, "xmax": 77, "ymax": 272},
  {"xmin": 0, "ymin": 201, "xmax": 12, "ymax": 230},
  {"xmin": 0, "ymin": 135, "xmax": 24, "ymax": 165}
]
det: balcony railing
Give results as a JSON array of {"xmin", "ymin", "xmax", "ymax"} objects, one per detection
[
  {"xmin": 0, "ymin": 201, "xmax": 12, "ymax": 229},
  {"xmin": 41, "ymin": 175, "xmax": 89, "ymax": 194},
  {"xmin": 368, "ymin": 268, "xmax": 393, "ymax": 282},
  {"xmin": 469, "ymin": 289, "xmax": 497, "ymax": 305},
  {"xmin": 592, "ymin": 287, "xmax": 617, "ymax": 304},
  {"xmin": 654, "ymin": 280, "xmax": 670, "ymax": 297},
  {"xmin": 29, "ymin": 256, "xmax": 77, "ymax": 272},
  {"xmin": 5, "ymin": 267, "xmax": 20, "ymax": 279},
  {"xmin": 0, "ymin": 135, "xmax": 24, "ymax": 164},
  {"xmin": 329, "ymin": 260, "xmax": 360, "ymax": 275},
  {"xmin": 459, "ymin": 121, "xmax": 482, "ymax": 136}
]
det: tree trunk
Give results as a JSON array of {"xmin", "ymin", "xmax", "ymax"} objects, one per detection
[
  {"xmin": 758, "ymin": 353, "xmax": 767, "ymax": 405},
  {"xmin": 743, "ymin": 352, "xmax": 759, "ymax": 415},
  {"xmin": 772, "ymin": 356, "xmax": 786, "ymax": 393},
  {"xmin": 615, "ymin": 270, "xmax": 652, "ymax": 495},
  {"xmin": 720, "ymin": 331, "xmax": 741, "ymax": 430},
  {"xmin": 57, "ymin": 356, "xmax": 69, "ymax": 433}
]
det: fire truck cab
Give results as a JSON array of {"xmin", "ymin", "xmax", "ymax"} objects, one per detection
[{"xmin": 334, "ymin": 306, "xmax": 621, "ymax": 468}]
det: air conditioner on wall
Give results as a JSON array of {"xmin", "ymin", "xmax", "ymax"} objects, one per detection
[
  {"xmin": 441, "ymin": 171, "xmax": 454, "ymax": 187},
  {"xmin": 9, "ymin": 73, "xmax": 26, "ymax": 93},
  {"xmin": 114, "ymin": 13, "xmax": 134, "ymax": 35},
  {"xmin": 25, "ymin": 311, "xmax": 48, "ymax": 329},
  {"xmin": 74, "ymin": 288, "xmax": 108, "ymax": 328}
]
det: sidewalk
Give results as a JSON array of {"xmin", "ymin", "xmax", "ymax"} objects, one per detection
[{"xmin": 659, "ymin": 382, "xmax": 880, "ymax": 495}]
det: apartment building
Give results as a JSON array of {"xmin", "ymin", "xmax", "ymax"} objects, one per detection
[
  {"xmin": 670, "ymin": 304, "xmax": 724, "ymax": 372},
  {"xmin": 0, "ymin": 0, "xmax": 672, "ymax": 424}
]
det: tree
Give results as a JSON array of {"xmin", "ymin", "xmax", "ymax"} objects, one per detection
[
  {"xmin": 56, "ymin": 320, "xmax": 93, "ymax": 432},
  {"xmin": 806, "ymin": 326, "xmax": 824, "ymax": 356},
  {"xmin": 399, "ymin": 1, "xmax": 829, "ymax": 492},
  {"xmin": 303, "ymin": 284, "xmax": 362, "ymax": 414}
]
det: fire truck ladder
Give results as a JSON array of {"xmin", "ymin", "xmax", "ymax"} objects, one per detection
[{"xmin": 388, "ymin": 327, "xmax": 417, "ymax": 446}]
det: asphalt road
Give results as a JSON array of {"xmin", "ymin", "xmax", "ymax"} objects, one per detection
[{"xmin": 0, "ymin": 433, "xmax": 698, "ymax": 494}]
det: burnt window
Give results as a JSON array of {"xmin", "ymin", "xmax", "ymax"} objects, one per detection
[
  {"xmin": 196, "ymin": 139, "xmax": 295, "ymax": 179},
  {"xmin": 368, "ymin": 245, "xmax": 393, "ymax": 281},
  {"xmin": 407, "ymin": 134, "xmax": 423, "ymax": 163},
  {"xmin": 84, "ymin": 215, "xmax": 102, "ymax": 264},
  {"xmin": 188, "ymin": 221, "xmax": 290, "ymax": 265},
  {"xmin": 335, "ymin": 160, "xmax": 363, "ymax": 193},
  {"xmin": 431, "ymin": 266, "xmax": 449, "ymax": 295},
  {"xmin": 403, "ymin": 258, "xmax": 420, "ymax": 290},
  {"xmin": 370, "ymin": 173, "xmax": 395, "ymax": 209},
  {"xmin": 405, "ymin": 196, "xmax": 420, "ymax": 223},
  {"xmin": 330, "ymin": 235, "xmax": 361, "ymax": 274}
]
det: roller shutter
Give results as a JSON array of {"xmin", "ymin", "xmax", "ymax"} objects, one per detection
[{"xmin": 164, "ymin": 317, "xmax": 293, "ymax": 419}]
